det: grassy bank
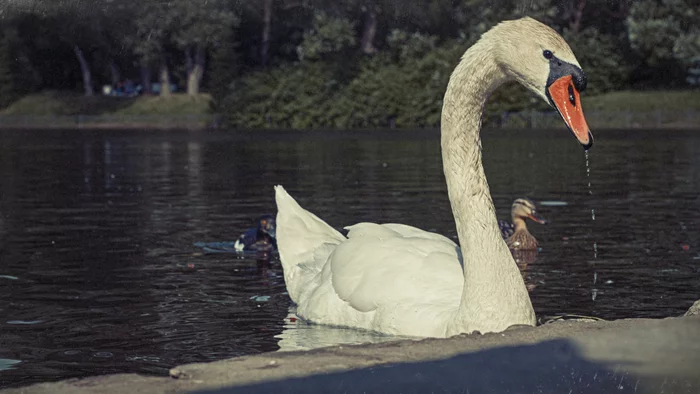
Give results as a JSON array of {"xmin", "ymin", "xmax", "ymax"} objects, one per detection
[
  {"xmin": 0, "ymin": 89, "xmax": 698, "ymax": 129},
  {"xmin": 0, "ymin": 91, "xmax": 215, "ymax": 129},
  {"xmin": 0, "ymin": 91, "xmax": 212, "ymax": 116}
]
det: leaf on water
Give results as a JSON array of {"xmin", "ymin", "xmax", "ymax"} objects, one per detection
[
  {"xmin": 0, "ymin": 359, "xmax": 21, "ymax": 371},
  {"xmin": 7, "ymin": 320, "xmax": 44, "ymax": 325},
  {"xmin": 539, "ymin": 201, "xmax": 568, "ymax": 207}
]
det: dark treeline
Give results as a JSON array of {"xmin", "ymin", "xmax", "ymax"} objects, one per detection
[{"xmin": 0, "ymin": 0, "xmax": 698, "ymax": 128}]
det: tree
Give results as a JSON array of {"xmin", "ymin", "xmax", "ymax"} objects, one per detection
[
  {"xmin": 627, "ymin": 0, "xmax": 700, "ymax": 85},
  {"xmin": 0, "ymin": 33, "xmax": 17, "ymax": 108},
  {"xmin": 209, "ymin": 27, "xmax": 239, "ymax": 107},
  {"xmin": 562, "ymin": 27, "xmax": 631, "ymax": 94},
  {"xmin": 134, "ymin": 1, "xmax": 174, "ymax": 97},
  {"xmin": 296, "ymin": 10, "xmax": 357, "ymax": 61},
  {"xmin": 261, "ymin": 0, "xmax": 274, "ymax": 66},
  {"xmin": 169, "ymin": 0, "xmax": 239, "ymax": 96}
]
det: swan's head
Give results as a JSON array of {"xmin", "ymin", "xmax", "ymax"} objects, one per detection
[
  {"xmin": 488, "ymin": 17, "xmax": 593, "ymax": 150},
  {"xmin": 511, "ymin": 198, "xmax": 547, "ymax": 225}
]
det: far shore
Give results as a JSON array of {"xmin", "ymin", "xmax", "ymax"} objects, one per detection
[
  {"xmin": 0, "ymin": 114, "xmax": 698, "ymax": 131},
  {"xmin": 0, "ymin": 90, "xmax": 699, "ymax": 131}
]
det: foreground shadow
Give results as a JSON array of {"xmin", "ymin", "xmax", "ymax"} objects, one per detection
[{"xmin": 197, "ymin": 338, "xmax": 697, "ymax": 394}]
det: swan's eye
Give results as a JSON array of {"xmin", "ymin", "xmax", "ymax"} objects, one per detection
[{"xmin": 543, "ymin": 50, "xmax": 553, "ymax": 60}]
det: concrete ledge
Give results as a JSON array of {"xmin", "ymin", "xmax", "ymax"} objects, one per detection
[{"xmin": 4, "ymin": 316, "xmax": 700, "ymax": 394}]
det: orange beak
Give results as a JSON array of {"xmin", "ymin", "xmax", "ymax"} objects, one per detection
[
  {"xmin": 527, "ymin": 212, "xmax": 548, "ymax": 225},
  {"xmin": 548, "ymin": 75, "xmax": 593, "ymax": 150}
]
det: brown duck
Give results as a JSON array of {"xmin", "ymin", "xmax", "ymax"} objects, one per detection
[{"xmin": 499, "ymin": 198, "xmax": 547, "ymax": 250}]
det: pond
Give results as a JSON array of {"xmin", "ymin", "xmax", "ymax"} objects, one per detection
[{"xmin": 0, "ymin": 128, "xmax": 699, "ymax": 388}]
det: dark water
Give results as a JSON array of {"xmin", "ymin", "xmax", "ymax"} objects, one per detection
[{"xmin": 1, "ymin": 128, "xmax": 699, "ymax": 388}]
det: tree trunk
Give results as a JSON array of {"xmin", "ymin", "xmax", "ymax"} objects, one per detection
[
  {"xmin": 360, "ymin": 5, "xmax": 378, "ymax": 55},
  {"xmin": 570, "ymin": 0, "xmax": 587, "ymax": 34},
  {"xmin": 108, "ymin": 60, "xmax": 120, "ymax": 87},
  {"xmin": 261, "ymin": 0, "xmax": 273, "ymax": 67},
  {"xmin": 159, "ymin": 58, "xmax": 171, "ymax": 97},
  {"xmin": 140, "ymin": 63, "xmax": 152, "ymax": 95},
  {"xmin": 187, "ymin": 45, "xmax": 206, "ymax": 96},
  {"xmin": 73, "ymin": 45, "xmax": 94, "ymax": 96}
]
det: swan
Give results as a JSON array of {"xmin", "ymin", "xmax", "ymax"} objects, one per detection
[
  {"xmin": 274, "ymin": 17, "xmax": 593, "ymax": 338},
  {"xmin": 499, "ymin": 198, "xmax": 547, "ymax": 250}
]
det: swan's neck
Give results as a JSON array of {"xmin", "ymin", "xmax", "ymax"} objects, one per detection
[{"xmin": 442, "ymin": 40, "xmax": 535, "ymax": 334}]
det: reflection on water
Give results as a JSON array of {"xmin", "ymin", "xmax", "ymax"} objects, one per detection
[
  {"xmin": 0, "ymin": 128, "xmax": 699, "ymax": 388},
  {"xmin": 275, "ymin": 306, "xmax": 413, "ymax": 352}
]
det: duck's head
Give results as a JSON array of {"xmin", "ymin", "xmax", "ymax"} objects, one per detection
[
  {"xmin": 257, "ymin": 214, "xmax": 277, "ymax": 239},
  {"xmin": 487, "ymin": 17, "xmax": 593, "ymax": 150},
  {"xmin": 511, "ymin": 198, "xmax": 547, "ymax": 225}
]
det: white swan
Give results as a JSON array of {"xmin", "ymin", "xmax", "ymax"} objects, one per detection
[{"xmin": 274, "ymin": 17, "xmax": 593, "ymax": 338}]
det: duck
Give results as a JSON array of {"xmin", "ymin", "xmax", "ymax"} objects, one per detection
[
  {"xmin": 499, "ymin": 198, "xmax": 547, "ymax": 250},
  {"xmin": 233, "ymin": 214, "xmax": 277, "ymax": 252},
  {"xmin": 192, "ymin": 215, "xmax": 277, "ymax": 254},
  {"xmin": 273, "ymin": 17, "xmax": 593, "ymax": 338}
]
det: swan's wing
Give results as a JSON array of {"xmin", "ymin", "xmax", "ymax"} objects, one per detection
[
  {"xmin": 275, "ymin": 185, "xmax": 345, "ymax": 269},
  {"xmin": 329, "ymin": 224, "xmax": 464, "ymax": 314},
  {"xmin": 275, "ymin": 185, "xmax": 346, "ymax": 301},
  {"xmin": 345, "ymin": 222, "xmax": 458, "ymax": 247}
]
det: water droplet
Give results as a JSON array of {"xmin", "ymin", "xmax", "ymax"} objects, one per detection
[
  {"xmin": 585, "ymin": 151, "xmax": 598, "ymax": 302},
  {"xmin": 593, "ymin": 242, "xmax": 598, "ymax": 259},
  {"xmin": 94, "ymin": 352, "xmax": 113, "ymax": 358}
]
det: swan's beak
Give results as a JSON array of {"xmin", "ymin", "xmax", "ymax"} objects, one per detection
[
  {"xmin": 548, "ymin": 75, "xmax": 593, "ymax": 150},
  {"xmin": 528, "ymin": 212, "xmax": 548, "ymax": 225}
]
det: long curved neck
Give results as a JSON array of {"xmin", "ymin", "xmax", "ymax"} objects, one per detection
[{"xmin": 442, "ymin": 39, "xmax": 535, "ymax": 334}]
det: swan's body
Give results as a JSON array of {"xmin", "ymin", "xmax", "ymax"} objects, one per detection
[{"xmin": 275, "ymin": 17, "xmax": 593, "ymax": 338}]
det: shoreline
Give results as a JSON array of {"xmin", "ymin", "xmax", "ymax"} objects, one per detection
[
  {"xmin": 0, "ymin": 120, "xmax": 698, "ymax": 131},
  {"xmin": 3, "ymin": 308, "xmax": 699, "ymax": 394}
]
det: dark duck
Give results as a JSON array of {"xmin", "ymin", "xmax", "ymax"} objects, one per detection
[
  {"xmin": 499, "ymin": 198, "xmax": 547, "ymax": 250},
  {"xmin": 234, "ymin": 214, "xmax": 277, "ymax": 252}
]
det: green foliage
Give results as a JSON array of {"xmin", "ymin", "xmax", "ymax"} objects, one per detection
[
  {"xmin": 220, "ymin": 35, "xmax": 552, "ymax": 129},
  {"xmin": 562, "ymin": 28, "xmax": 631, "ymax": 94},
  {"xmin": 2, "ymin": 0, "xmax": 699, "ymax": 124},
  {"xmin": 209, "ymin": 29, "xmax": 240, "ymax": 109},
  {"xmin": 297, "ymin": 11, "xmax": 357, "ymax": 61},
  {"xmin": 627, "ymin": 0, "xmax": 699, "ymax": 66},
  {"xmin": 627, "ymin": 0, "xmax": 700, "ymax": 85},
  {"xmin": 386, "ymin": 30, "xmax": 438, "ymax": 62},
  {"xmin": 169, "ymin": 0, "xmax": 239, "ymax": 49},
  {"xmin": 220, "ymin": 62, "xmax": 342, "ymax": 128}
]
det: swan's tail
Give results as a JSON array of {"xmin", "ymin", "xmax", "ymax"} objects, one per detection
[{"xmin": 274, "ymin": 185, "xmax": 346, "ymax": 301}]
